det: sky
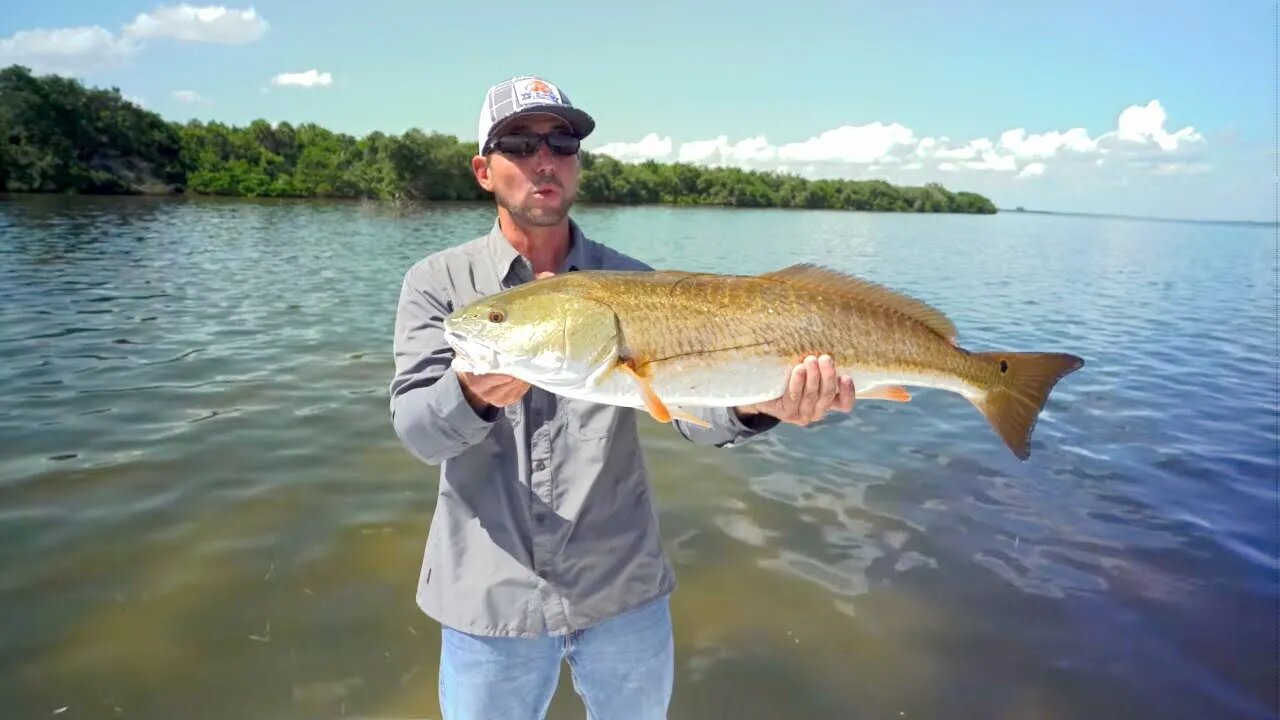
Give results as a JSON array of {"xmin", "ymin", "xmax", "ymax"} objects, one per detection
[{"xmin": 1, "ymin": 1, "xmax": 1274, "ymax": 221}]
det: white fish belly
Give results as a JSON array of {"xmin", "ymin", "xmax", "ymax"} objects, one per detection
[
  {"xmin": 557, "ymin": 356, "xmax": 795, "ymax": 409},
  {"xmin": 847, "ymin": 369, "xmax": 985, "ymax": 403},
  {"xmin": 545, "ymin": 360, "xmax": 987, "ymax": 409}
]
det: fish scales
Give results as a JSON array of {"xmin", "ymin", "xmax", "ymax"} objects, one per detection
[
  {"xmin": 443, "ymin": 264, "xmax": 1085, "ymax": 460},
  {"xmin": 577, "ymin": 271, "xmax": 958, "ymax": 381}
]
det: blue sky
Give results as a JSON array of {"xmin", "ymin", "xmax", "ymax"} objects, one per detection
[{"xmin": 1, "ymin": 1, "xmax": 1273, "ymax": 221}]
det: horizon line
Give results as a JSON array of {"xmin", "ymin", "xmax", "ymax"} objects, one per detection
[{"xmin": 998, "ymin": 206, "xmax": 1274, "ymax": 227}]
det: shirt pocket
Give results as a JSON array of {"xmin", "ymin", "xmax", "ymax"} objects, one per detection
[{"xmin": 566, "ymin": 398, "xmax": 621, "ymax": 441}]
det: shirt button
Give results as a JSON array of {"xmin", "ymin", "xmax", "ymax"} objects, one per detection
[
  {"xmin": 534, "ymin": 512, "xmax": 547, "ymax": 524},
  {"xmin": 533, "ymin": 459, "xmax": 546, "ymax": 472}
]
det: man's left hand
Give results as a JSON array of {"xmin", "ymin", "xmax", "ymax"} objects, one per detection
[{"xmin": 736, "ymin": 354, "xmax": 855, "ymax": 427}]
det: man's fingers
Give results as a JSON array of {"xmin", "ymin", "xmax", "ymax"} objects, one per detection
[
  {"xmin": 464, "ymin": 372, "xmax": 531, "ymax": 407},
  {"xmin": 472, "ymin": 373, "xmax": 521, "ymax": 392},
  {"xmin": 796, "ymin": 355, "xmax": 822, "ymax": 420},
  {"xmin": 491, "ymin": 386, "xmax": 528, "ymax": 407},
  {"xmin": 499, "ymin": 379, "xmax": 531, "ymax": 405},
  {"xmin": 498, "ymin": 388, "xmax": 528, "ymax": 407},
  {"xmin": 786, "ymin": 362, "xmax": 806, "ymax": 408},
  {"xmin": 758, "ymin": 364, "xmax": 857, "ymax": 427},
  {"xmin": 813, "ymin": 355, "xmax": 837, "ymax": 419},
  {"xmin": 835, "ymin": 375, "xmax": 856, "ymax": 412}
]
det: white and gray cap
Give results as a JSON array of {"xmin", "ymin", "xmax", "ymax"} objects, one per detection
[{"xmin": 476, "ymin": 75, "xmax": 595, "ymax": 154}]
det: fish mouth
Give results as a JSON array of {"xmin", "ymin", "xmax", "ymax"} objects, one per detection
[{"xmin": 445, "ymin": 329, "xmax": 501, "ymax": 374}]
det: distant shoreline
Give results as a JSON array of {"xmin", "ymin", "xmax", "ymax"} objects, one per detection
[
  {"xmin": 0, "ymin": 192, "xmax": 992, "ymax": 212},
  {"xmin": 2, "ymin": 64, "xmax": 996, "ymax": 216},
  {"xmin": 1000, "ymin": 206, "xmax": 1273, "ymax": 227},
  {"xmin": 7, "ymin": 193, "xmax": 1272, "ymax": 227},
  {"xmin": 5, "ymin": 193, "xmax": 1274, "ymax": 227}
]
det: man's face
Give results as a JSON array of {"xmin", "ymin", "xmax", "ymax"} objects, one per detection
[{"xmin": 474, "ymin": 114, "xmax": 581, "ymax": 227}]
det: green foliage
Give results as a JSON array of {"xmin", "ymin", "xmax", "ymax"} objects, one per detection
[
  {"xmin": 0, "ymin": 64, "xmax": 997, "ymax": 215},
  {"xmin": 576, "ymin": 154, "xmax": 996, "ymax": 213},
  {"xmin": 0, "ymin": 65, "xmax": 184, "ymax": 193}
]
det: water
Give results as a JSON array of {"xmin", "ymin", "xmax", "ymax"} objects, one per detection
[{"xmin": 1, "ymin": 195, "xmax": 1275, "ymax": 719}]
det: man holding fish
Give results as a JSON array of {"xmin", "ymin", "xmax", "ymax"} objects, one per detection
[
  {"xmin": 389, "ymin": 75, "xmax": 856, "ymax": 720},
  {"xmin": 390, "ymin": 76, "xmax": 1082, "ymax": 719}
]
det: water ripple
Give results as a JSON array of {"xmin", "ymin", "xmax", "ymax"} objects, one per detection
[{"xmin": 0, "ymin": 198, "xmax": 1274, "ymax": 720}]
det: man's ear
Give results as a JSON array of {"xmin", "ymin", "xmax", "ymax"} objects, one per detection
[{"xmin": 471, "ymin": 155, "xmax": 494, "ymax": 191}]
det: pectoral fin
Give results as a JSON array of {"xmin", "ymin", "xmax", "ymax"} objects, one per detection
[
  {"xmin": 618, "ymin": 362, "xmax": 711, "ymax": 428},
  {"xmin": 859, "ymin": 385, "xmax": 912, "ymax": 402}
]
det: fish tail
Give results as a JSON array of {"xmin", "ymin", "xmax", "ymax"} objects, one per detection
[{"xmin": 968, "ymin": 351, "xmax": 1085, "ymax": 460}]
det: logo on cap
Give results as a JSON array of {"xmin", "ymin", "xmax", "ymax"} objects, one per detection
[{"xmin": 517, "ymin": 78, "xmax": 562, "ymax": 106}]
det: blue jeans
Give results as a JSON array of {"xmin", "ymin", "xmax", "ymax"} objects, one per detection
[{"xmin": 438, "ymin": 595, "xmax": 673, "ymax": 720}]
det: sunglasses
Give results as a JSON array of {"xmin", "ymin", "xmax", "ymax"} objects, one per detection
[{"xmin": 486, "ymin": 131, "xmax": 581, "ymax": 157}]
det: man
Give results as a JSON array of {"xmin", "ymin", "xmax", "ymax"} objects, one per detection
[{"xmin": 389, "ymin": 75, "xmax": 856, "ymax": 719}]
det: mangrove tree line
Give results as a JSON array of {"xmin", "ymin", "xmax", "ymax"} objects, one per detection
[{"xmin": 0, "ymin": 65, "xmax": 996, "ymax": 214}]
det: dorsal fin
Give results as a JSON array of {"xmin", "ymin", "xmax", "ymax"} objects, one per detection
[{"xmin": 760, "ymin": 263, "xmax": 958, "ymax": 341}]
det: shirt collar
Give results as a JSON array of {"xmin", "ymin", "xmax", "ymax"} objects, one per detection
[{"xmin": 486, "ymin": 216, "xmax": 590, "ymax": 285}]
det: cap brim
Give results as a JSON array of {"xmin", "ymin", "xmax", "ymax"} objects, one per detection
[{"xmin": 487, "ymin": 106, "xmax": 595, "ymax": 144}]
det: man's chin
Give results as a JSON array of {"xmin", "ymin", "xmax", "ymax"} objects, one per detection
[{"xmin": 507, "ymin": 200, "xmax": 573, "ymax": 226}]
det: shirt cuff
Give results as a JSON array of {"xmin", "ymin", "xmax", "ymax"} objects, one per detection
[
  {"xmin": 727, "ymin": 406, "xmax": 781, "ymax": 434},
  {"xmin": 683, "ymin": 404, "xmax": 780, "ymax": 447}
]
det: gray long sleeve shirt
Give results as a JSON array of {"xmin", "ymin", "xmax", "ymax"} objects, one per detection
[{"xmin": 389, "ymin": 217, "xmax": 778, "ymax": 638}]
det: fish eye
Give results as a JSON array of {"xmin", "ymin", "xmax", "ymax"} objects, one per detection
[{"xmin": 487, "ymin": 310, "xmax": 505, "ymax": 323}]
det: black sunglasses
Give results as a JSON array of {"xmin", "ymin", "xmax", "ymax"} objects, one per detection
[{"xmin": 486, "ymin": 131, "xmax": 581, "ymax": 157}]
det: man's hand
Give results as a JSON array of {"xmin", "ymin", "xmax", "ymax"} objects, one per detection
[
  {"xmin": 736, "ymin": 354, "xmax": 855, "ymax": 427},
  {"xmin": 452, "ymin": 269, "xmax": 555, "ymax": 414},
  {"xmin": 457, "ymin": 371, "xmax": 531, "ymax": 413}
]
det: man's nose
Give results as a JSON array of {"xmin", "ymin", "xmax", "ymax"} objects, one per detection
[{"xmin": 531, "ymin": 139, "xmax": 557, "ymax": 170}]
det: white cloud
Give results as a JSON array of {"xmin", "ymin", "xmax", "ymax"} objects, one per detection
[
  {"xmin": 270, "ymin": 69, "xmax": 334, "ymax": 88},
  {"xmin": 0, "ymin": 5, "xmax": 265, "ymax": 77},
  {"xmin": 593, "ymin": 99, "xmax": 1208, "ymax": 181},
  {"xmin": 776, "ymin": 122, "xmax": 916, "ymax": 164},
  {"xmin": 1111, "ymin": 100, "xmax": 1202, "ymax": 151},
  {"xmin": 677, "ymin": 134, "xmax": 777, "ymax": 165},
  {"xmin": 675, "ymin": 137, "xmax": 725, "ymax": 163},
  {"xmin": 923, "ymin": 137, "xmax": 1018, "ymax": 171},
  {"xmin": 0, "ymin": 26, "xmax": 140, "ymax": 75},
  {"xmin": 171, "ymin": 89, "xmax": 209, "ymax": 104},
  {"xmin": 913, "ymin": 138, "xmax": 937, "ymax": 159},
  {"xmin": 123, "ymin": 5, "xmax": 267, "ymax": 44},
  {"xmin": 592, "ymin": 133, "xmax": 673, "ymax": 162},
  {"xmin": 1017, "ymin": 162, "xmax": 1046, "ymax": 179},
  {"xmin": 998, "ymin": 127, "xmax": 1099, "ymax": 159}
]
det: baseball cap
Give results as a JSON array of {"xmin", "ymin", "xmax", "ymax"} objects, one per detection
[{"xmin": 476, "ymin": 75, "xmax": 595, "ymax": 154}]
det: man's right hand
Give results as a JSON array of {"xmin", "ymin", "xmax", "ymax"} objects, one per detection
[
  {"xmin": 453, "ymin": 270, "xmax": 553, "ymax": 414},
  {"xmin": 457, "ymin": 370, "xmax": 531, "ymax": 413}
]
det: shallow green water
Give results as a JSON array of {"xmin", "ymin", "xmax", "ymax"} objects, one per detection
[{"xmin": 1, "ymin": 195, "xmax": 1275, "ymax": 719}]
